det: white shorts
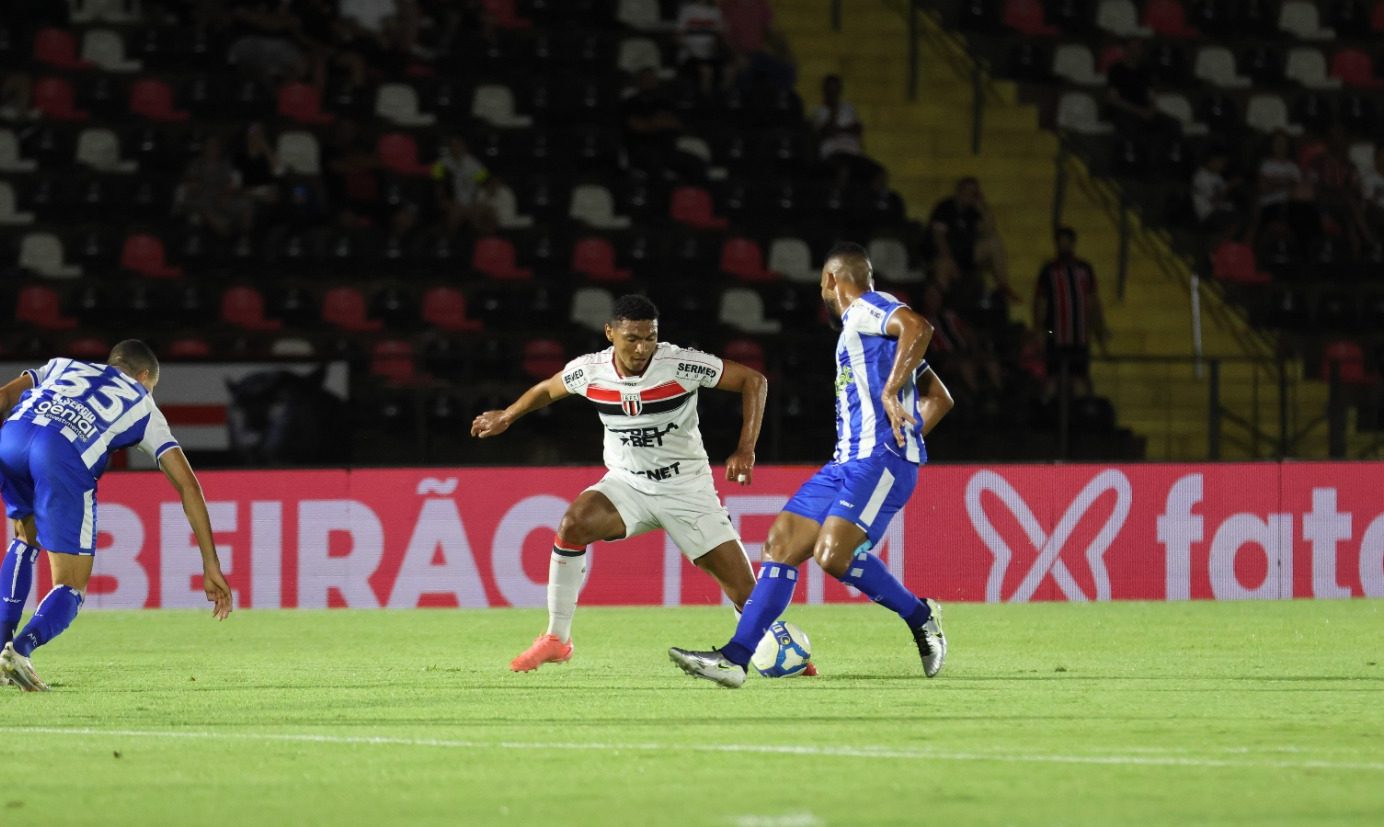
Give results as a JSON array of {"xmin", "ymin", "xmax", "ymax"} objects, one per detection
[{"xmin": 587, "ymin": 471, "xmax": 741, "ymax": 560}]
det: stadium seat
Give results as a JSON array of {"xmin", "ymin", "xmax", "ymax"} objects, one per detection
[
  {"xmin": 1322, "ymin": 340, "xmax": 1370, "ymax": 385},
  {"xmin": 618, "ymin": 37, "xmax": 668, "ymax": 76},
  {"xmin": 669, "ymin": 186, "xmax": 728, "ymax": 230},
  {"xmin": 15, "ymin": 285, "xmax": 77, "ymax": 330},
  {"xmin": 1056, "ymin": 92, "xmax": 1114, "ymax": 134},
  {"xmin": 521, "ymin": 339, "xmax": 565, "ymax": 380},
  {"xmin": 277, "ymin": 82, "xmax": 335, "ymax": 124},
  {"xmin": 720, "ymin": 238, "xmax": 776, "ymax": 282},
  {"xmin": 1001, "ymin": 0, "xmax": 1059, "ymax": 35},
  {"xmin": 1350, "ymin": 141, "xmax": 1376, "ymax": 175},
  {"xmin": 120, "ymin": 233, "xmax": 182, "ymax": 278},
  {"xmin": 1096, "ymin": 0, "xmax": 1153, "ymax": 35},
  {"xmin": 472, "ymin": 84, "xmax": 532, "ymax": 127},
  {"xmin": 569, "ymin": 184, "xmax": 631, "ymax": 229},
  {"xmin": 34, "ymin": 77, "xmax": 89, "ymax": 121},
  {"xmin": 868, "ymin": 238, "xmax": 925, "ymax": 283},
  {"xmin": 1142, "ymin": 0, "xmax": 1199, "ymax": 36},
  {"xmin": 616, "ymin": 0, "xmax": 664, "ymax": 30},
  {"xmin": 277, "ymin": 131, "xmax": 321, "ymax": 175},
  {"xmin": 270, "ymin": 337, "xmax": 317, "ymax": 358},
  {"xmin": 421, "ymin": 286, "xmax": 483, "ymax": 332},
  {"xmin": 33, "ymin": 28, "xmax": 86, "ymax": 69},
  {"xmin": 81, "ymin": 29, "xmax": 140, "ymax": 71},
  {"xmin": 481, "ymin": 0, "xmax": 534, "ymax": 29},
  {"xmin": 1194, "ymin": 47, "xmax": 1251, "ymax": 88},
  {"xmin": 1330, "ymin": 49, "xmax": 1384, "ymax": 89},
  {"xmin": 472, "ymin": 236, "xmax": 533, "ymax": 280},
  {"xmin": 19, "ymin": 233, "xmax": 83, "ymax": 278},
  {"xmin": 166, "ymin": 336, "xmax": 212, "ymax": 360},
  {"xmin": 1285, "ymin": 48, "xmax": 1342, "ymax": 89},
  {"xmin": 376, "ymin": 132, "xmax": 430, "ymax": 175},
  {"xmin": 0, "ymin": 181, "xmax": 34, "ymax": 225},
  {"xmin": 1246, "ymin": 94, "xmax": 1303, "ymax": 135},
  {"xmin": 1211, "ymin": 241, "xmax": 1270, "ymax": 284},
  {"xmin": 0, "ymin": 130, "xmax": 36, "ymax": 172},
  {"xmin": 491, "ymin": 184, "xmax": 534, "ymax": 230},
  {"xmin": 718, "ymin": 288, "xmax": 782, "ymax": 333},
  {"xmin": 1279, "ymin": 0, "xmax": 1336, "ymax": 38},
  {"xmin": 375, "ymin": 83, "xmax": 435, "ymax": 126},
  {"xmin": 723, "ymin": 338, "xmax": 767, "ymax": 374},
  {"xmin": 768, "ymin": 237, "xmax": 817, "ymax": 283},
  {"xmin": 1052, "ymin": 44, "xmax": 1104, "ymax": 84},
  {"xmin": 129, "ymin": 78, "xmax": 189, "ymax": 121},
  {"xmin": 75, "ymin": 128, "xmax": 137, "ymax": 172},
  {"xmin": 572, "ymin": 237, "xmax": 632, "ymax": 282},
  {"xmin": 322, "ymin": 286, "xmax": 383, "ymax": 332},
  {"xmin": 220, "ymin": 285, "xmax": 282, "ymax": 331},
  {"xmin": 570, "ymin": 286, "xmax": 616, "ymax": 332},
  {"xmin": 65, "ymin": 336, "xmax": 111, "ymax": 360},
  {"xmin": 369, "ymin": 339, "xmax": 420, "ymax": 386},
  {"xmin": 1153, "ymin": 93, "xmax": 1209, "ymax": 135}
]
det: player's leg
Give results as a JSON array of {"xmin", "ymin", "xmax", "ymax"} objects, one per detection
[
  {"xmin": 1, "ymin": 519, "xmax": 41, "ymax": 648},
  {"xmin": 691, "ymin": 540, "xmax": 755, "ymax": 610}
]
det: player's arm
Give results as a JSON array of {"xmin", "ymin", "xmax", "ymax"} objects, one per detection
[
  {"xmin": 0, "ymin": 373, "xmax": 34, "ymax": 415},
  {"xmin": 917, "ymin": 366, "xmax": 954, "ymax": 438},
  {"xmin": 470, "ymin": 372, "xmax": 571, "ymax": 438},
  {"xmin": 882, "ymin": 306, "xmax": 934, "ymax": 448},
  {"xmin": 712, "ymin": 359, "xmax": 768, "ymax": 486},
  {"xmin": 158, "ymin": 447, "xmax": 232, "ymax": 620}
]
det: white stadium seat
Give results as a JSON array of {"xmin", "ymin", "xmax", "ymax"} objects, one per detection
[
  {"xmin": 1096, "ymin": 0, "xmax": 1152, "ymax": 36},
  {"xmin": 1056, "ymin": 92, "xmax": 1113, "ymax": 135},
  {"xmin": 81, "ymin": 29, "xmax": 141, "ymax": 71},
  {"xmin": 571, "ymin": 287, "xmax": 616, "ymax": 332},
  {"xmin": 1194, "ymin": 46, "xmax": 1251, "ymax": 89},
  {"xmin": 1278, "ymin": 1, "xmax": 1335, "ymax": 40},
  {"xmin": 868, "ymin": 238, "xmax": 925, "ymax": 284},
  {"xmin": 471, "ymin": 84, "xmax": 532, "ymax": 128},
  {"xmin": 569, "ymin": 184, "xmax": 631, "ymax": 230},
  {"xmin": 490, "ymin": 184, "xmax": 533, "ymax": 230},
  {"xmin": 768, "ymin": 237, "xmax": 816, "ymax": 284},
  {"xmin": 1052, "ymin": 44, "xmax": 1105, "ymax": 85},
  {"xmin": 1246, "ymin": 94, "xmax": 1303, "ymax": 135},
  {"xmin": 617, "ymin": 0, "xmax": 667, "ymax": 31},
  {"xmin": 1284, "ymin": 48, "xmax": 1341, "ymax": 90},
  {"xmin": 718, "ymin": 288, "xmax": 782, "ymax": 334},
  {"xmin": 0, "ymin": 181, "xmax": 34, "ymax": 225},
  {"xmin": 375, "ymin": 83, "xmax": 435, "ymax": 127},
  {"xmin": 20, "ymin": 233, "xmax": 83, "ymax": 279},
  {"xmin": 76, "ymin": 128, "xmax": 137, "ymax": 172},
  {"xmin": 277, "ymin": 131, "xmax": 321, "ymax": 175},
  {"xmin": 0, "ymin": 129, "xmax": 36, "ymax": 172},
  {"xmin": 1154, "ymin": 93, "xmax": 1210, "ymax": 135}
]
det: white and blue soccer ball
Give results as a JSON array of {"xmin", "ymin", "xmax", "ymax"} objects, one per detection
[{"xmin": 751, "ymin": 621, "xmax": 812, "ymax": 678}]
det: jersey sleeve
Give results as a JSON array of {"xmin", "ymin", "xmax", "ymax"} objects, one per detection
[
  {"xmin": 670, "ymin": 346, "xmax": 725, "ymax": 389},
  {"xmin": 849, "ymin": 294, "xmax": 906, "ymax": 338},
  {"xmin": 22, "ymin": 358, "xmax": 60, "ymax": 388},
  {"xmin": 135, "ymin": 405, "xmax": 180, "ymax": 461},
  {"xmin": 559, "ymin": 357, "xmax": 593, "ymax": 395}
]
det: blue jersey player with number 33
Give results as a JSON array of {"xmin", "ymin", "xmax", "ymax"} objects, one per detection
[
  {"xmin": 670, "ymin": 242, "xmax": 954, "ymax": 687},
  {"xmin": 0, "ymin": 340, "xmax": 232, "ymax": 691}
]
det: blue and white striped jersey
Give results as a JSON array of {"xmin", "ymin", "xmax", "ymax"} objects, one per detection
[
  {"xmin": 7, "ymin": 358, "xmax": 179, "ymax": 477},
  {"xmin": 832, "ymin": 291, "xmax": 928, "ymax": 465}
]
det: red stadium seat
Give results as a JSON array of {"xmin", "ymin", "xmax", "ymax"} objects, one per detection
[
  {"xmin": 421, "ymin": 286, "xmax": 483, "ymax": 332},
  {"xmin": 720, "ymin": 238, "xmax": 776, "ymax": 282},
  {"xmin": 521, "ymin": 339, "xmax": 565, "ymax": 380},
  {"xmin": 1001, "ymin": 0, "xmax": 1059, "ymax": 36},
  {"xmin": 167, "ymin": 336, "xmax": 212, "ymax": 360},
  {"xmin": 65, "ymin": 336, "xmax": 110, "ymax": 359},
  {"xmin": 723, "ymin": 338, "xmax": 767, "ymax": 374},
  {"xmin": 129, "ymin": 78, "xmax": 190, "ymax": 121},
  {"xmin": 33, "ymin": 28, "xmax": 87, "ymax": 70},
  {"xmin": 15, "ymin": 285, "xmax": 77, "ymax": 330},
  {"xmin": 1374, "ymin": 0, "xmax": 1384, "ymax": 32},
  {"xmin": 481, "ymin": 0, "xmax": 534, "ymax": 29},
  {"xmin": 572, "ymin": 237, "xmax": 632, "ymax": 282},
  {"xmin": 1210, "ymin": 241, "xmax": 1270, "ymax": 285},
  {"xmin": 375, "ymin": 132, "xmax": 429, "ymax": 175},
  {"xmin": 1322, "ymin": 340, "xmax": 1370, "ymax": 385},
  {"xmin": 669, "ymin": 186, "xmax": 728, "ymax": 230},
  {"xmin": 33, "ymin": 77, "xmax": 89, "ymax": 121},
  {"xmin": 220, "ymin": 285, "xmax": 282, "ymax": 331},
  {"xmin": 471, "ymin": 236, "xmax": 533, "ymax": 280},
  {"xmin": 276, "ymin": 82, "xmax": 335, "ymax": 125},
  {"xmin": 322, "ymin": 286, "xmax": 383, "ymax": 332},
  {"xmin": 369, "ymin": 339, "xmax": 419, "ymax": 385},
  {"xmin": 120, "ymin": 233, "xmax": 183, "ymax": 279},
  {"xmin": 1330, "ymin": 49, "xmax": 1384, "ymax": 89},
  {"xmin": 1142, "ymin": 0, "xmax": 1200, "ymax": 37}
]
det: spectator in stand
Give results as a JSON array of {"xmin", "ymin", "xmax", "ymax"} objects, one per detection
[
  {"xmin": 0, "ymin": 72, "xmax": 35, "ymax": 121},
  {"xmin": 1191, "ymin": 147, "xmax": 1242, "ymax": 235},
  {"xmin": 432, "ymin": 134, "xmax": 497, "ymax": 235},
  {"xmin": 676, "ymin": 0, "xmax": 726, "ymax": 99},
  {"xmin": 622, "ymin": 68, "xmax": 700, "ymax": 180},
  {"xmin": 1104, "ymin": 38, "xmax": 1179, "ymax": 143},
  {"xmin": 234, "ymin": 122, "xmax": 284, "ymax": 219},
  {"xmin": 812, "ymin": 75, "xmax": 882, "ymax": 187},
  {"xmin": 224, "ymin": 0, "xmax": 311, "ymax": 88},
  {"xmin": 719, "ymin": 0, "xmax": 795, "ymax": 93},
  {"xmin": 1360, "ymin": 145, "xmax": 1384, "ymax": 242},
  {"xmin": 321, "ymin": 119, "xmax": 418, "ymax": 239},
  {"xmin": 175, "ymin": 135, "xmax": 255, "ymax": 238},
  {"xmin": 1033, "ymin": 227, "xmax": 1109, "ymax": 401},
  {"xmin": 920, "ymin": 280, "xmax": 1005, "ymax": 415},
  {"xmin": 1308, "ymin": 126, "xmax": 1370, "ymax": 254},
  {"xmin": 1255, "ymin": 130, "xmax": 1319, "ymax": 249},
  {"xmin": 927, "ymin": 177, "xmax": 1018, "ymax": 319}
]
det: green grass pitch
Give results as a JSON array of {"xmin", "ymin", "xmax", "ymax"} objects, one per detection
[{"xmin": 2, "ymin": 600, "xmax": 1381, "ymax": 826}]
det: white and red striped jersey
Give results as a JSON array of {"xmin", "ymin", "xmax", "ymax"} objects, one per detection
[{"xmin": 560, "ymin": 343, "xmax": 725, "ymax": 494}]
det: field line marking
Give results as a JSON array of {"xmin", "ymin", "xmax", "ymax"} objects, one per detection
[{"xmin": 10, "ymin": 727, "xmax": 1384, "ymax": 773}]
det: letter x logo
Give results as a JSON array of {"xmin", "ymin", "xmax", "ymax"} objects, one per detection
[{"xmin": 964, "ymin": 470, "xmax": 1132, "ymax": 602}]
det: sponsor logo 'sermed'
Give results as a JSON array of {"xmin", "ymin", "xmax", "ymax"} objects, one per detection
[{"xmin": 676, "ymin": 363, "xmax": 717, "ymax": 380}]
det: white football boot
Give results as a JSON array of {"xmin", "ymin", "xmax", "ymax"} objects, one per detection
[
  {"xmin": 668, "ymin": 647, "xmax": 746, "ymax": 688},
  {"xmin": 1, "ymin": 641, "xmax": 49, "ymax": 692},
  {"xmin": 911, "ymin": 599, "xmax": 947, "ymax": 678}
]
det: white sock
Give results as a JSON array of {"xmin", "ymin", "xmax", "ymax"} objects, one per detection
[{"xmin": 546, "ymin": 550, "xmax": 586, "ymax": 642}]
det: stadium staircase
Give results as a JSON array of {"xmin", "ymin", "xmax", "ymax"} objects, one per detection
[{"xmin": 773, "ymin": 0, "xmax": 1351, "ymax": 459}]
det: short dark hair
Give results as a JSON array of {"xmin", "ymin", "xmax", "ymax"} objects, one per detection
[
  {"xmin": 108, "ymin": 339, "xmax": 160, "ymax": 382},
  {"xmin": 1056, "ymin": 226, "xmax": 1077, "ymax": 244},
  {"xmin": 611, "ymin": 294, "xmax": 659, "ymax": 323},
  {"xmin": 825, "ymin": 242, "xmax": 872, "ymax": 283}
]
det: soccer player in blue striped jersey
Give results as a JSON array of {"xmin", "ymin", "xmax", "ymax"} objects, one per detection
[
  {"xmin": 670, "ymin": 242, "xmax": 954, "ymax": 688},
  {"xmin": 0, "ymin": 340, "xmax": 232, "ymax": 691}
]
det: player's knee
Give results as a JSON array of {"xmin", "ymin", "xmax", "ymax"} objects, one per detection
[
  {"xmin": 556, "ymin": 511, "xmax": 598, "ymax": 548},
  {"xmin": 812, "ymin": 540, "xmax": 852, "ymax": 578}
]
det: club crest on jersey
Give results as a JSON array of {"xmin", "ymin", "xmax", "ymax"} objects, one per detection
[
  {"xmin": 621, "ymin": 391, "xmax": 643, "ymax": 416},
  {"xmin": 835, "ymin": 365, "xmax": 854, "ymax": 395}
]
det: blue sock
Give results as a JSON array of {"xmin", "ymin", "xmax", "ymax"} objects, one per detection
[
  {"xmin": 1, "ymin": 539, "xmax": 41, "ymax": 646},
  {"xmin": 721, "ymin": 562, "xmax": 799, "ymax": 667},
  {"xmin": 13, "ymin": 585, "xmax": 83, "ymax": 657},
  {"xmin": 839, "ymin": 549, "xmax": 931, "ymax": 629}
]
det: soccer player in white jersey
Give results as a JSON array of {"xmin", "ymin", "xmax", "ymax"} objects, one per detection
[
  {"xmin": 0, "ymin": 340, "xmax": 232, "ymax": 691},
  {"xmin": 670, "ymin": 242, "xmax": 953, "ymax": 688},
  {"xmin": 471, "ymin": 295, "xmax": 769, "ymax": 672}
]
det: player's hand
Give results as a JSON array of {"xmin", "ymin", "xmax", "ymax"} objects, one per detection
[
  {"xmin": 725, "ymin": 449, "xmax": 755, "ymax": 486},
  {"xmin": 470, "ymin": 410, "xmax": 511, "ymax": 438},
  {"xmin": 883, "ymin": 395, "xmax": 917, "ymax": 448},
  {"xmin": 203, "ymin": 565, "xmax": 232, "ymax": 621}
]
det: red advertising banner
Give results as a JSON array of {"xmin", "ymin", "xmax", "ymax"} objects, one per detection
[{"xmin": 10, "ymin": 463, "xmax": 1384, "ymax": 609}]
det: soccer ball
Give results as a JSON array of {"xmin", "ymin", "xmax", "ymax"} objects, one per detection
[{"xmin": 751, "ymin": 621, "xmax": 812, "ymax": 678}]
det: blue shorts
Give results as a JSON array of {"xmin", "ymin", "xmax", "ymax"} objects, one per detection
[
  {"xmin": 0, "ymin": 421, "xmax": 98, "ymax": 555},
  {"xmin": 783, "ymin": 451, "xmax": 919, "ymax": 549}
]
